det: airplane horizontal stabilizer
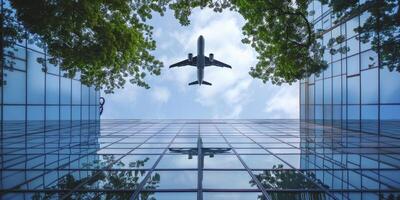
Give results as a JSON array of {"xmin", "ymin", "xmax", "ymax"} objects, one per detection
[
  {"xmin": 188, "ymin": 81, "xmax": 199, "ymax": 85},
  {"xmin": 202, "ymin": 81, "xmax": 212, "ymax": 86}
]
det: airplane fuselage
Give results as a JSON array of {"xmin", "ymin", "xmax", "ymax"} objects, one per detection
[
  {"xmin": 197, "ymin": 36, "xmax": 205, "ymax": 85},
  {"xmin": 169, "ymin": 35, "xmax": 231, "ymax": 86}
]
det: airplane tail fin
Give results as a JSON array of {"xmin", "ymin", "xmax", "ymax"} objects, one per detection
[
  {"xmin": 188, "ymin": 80, "xmax": 212, "ymax": 86},
  {"xmin": 202, "ymin": 81, "xmax": 212, "ymax": 86},
  {"xmin": 188, "ymin": 81, "xmax": 199, "ymax": 85}
]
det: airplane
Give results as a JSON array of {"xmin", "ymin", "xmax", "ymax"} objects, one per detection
[
  {"xmin": 169, "ymin": 35, "xmax": 232, "ymax": 86},
  {"xmin": 168, "ymin": 136, "xmax": 231, "ymax": 200}
]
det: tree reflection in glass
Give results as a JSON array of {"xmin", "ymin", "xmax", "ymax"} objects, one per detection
[
  {"xmin": 32, "ymin": 155, "xmax": 160, "ymax": 200},
  {"xmin": 251, "ymin": 164, "xmax": 328, "ymax": 200}
]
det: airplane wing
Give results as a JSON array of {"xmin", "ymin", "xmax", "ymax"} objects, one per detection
[
  {"xmin": 205, "ymin": 56, "xmax": 232, "ymax": 68},
  {"xmin": 169, "ymin": 56, "xmax": 197, "ymax": 68}
]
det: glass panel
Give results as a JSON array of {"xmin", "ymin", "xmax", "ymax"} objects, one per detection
[
  {"xmin": 332, "ymin": 60, "xmax": 341, "ymax": 76},
  {"xmin": 114, "ymin": 155, "xmax": 158, "ymax": 169},
  {"xmin": 347, "ymin": 54, "xmax": 360, "ymax": 76},
  {"xmin": 3, "ymin": 69, "xmax": 26, "ymax": 104},
  {"xmin": 60, "ymin": 106, "xmax": 71, "ymax": 120},
  {"xmin": 347, "ymin": 76, "xmax": 360, "ymax": 104},
  {"xmin": 72, "ymin": 80, "xmax": 81, "ymax": 104},
  {"xmin": 3, "ymin": 56, "xmax": 26, "ymax": 71},
  {"xmin": 346, "ymin": 16, "xmax": 359, "ymax": 39},
  {"xmin": 3, "ymin": 106, "xmax": 25, "ymax": 120},
  {"xmin": 361, "ymin": 68, "xmax": 378, "ymax": 104},
  {"xmin": 155, "ymin": 171, "xmax": 197, "ymax": 189},
  {"xmin": 332, "ymin": 76, "xmax": 341, "ymax": 104},
  {"xmin": 203, "ymin": 171, "xmax": 254, "ymax": 189},
  {"xmin": 346, "ymin": 37, "xmax": 359, "ymax": 56},
  {"xmin": 27, "ymin": 106, "xmax": 44, "ymax": 120},
  {"xmin": 315, "ymin": 80, "xmax": 323, "ymax": 104},
  {"xmin": 147, "ymin": 192, "xmax": 197, "ymax": 200},
  {"xmin": 60, "ymin": 77, "xmax": 71, "ymax": 104},
  {"xmin": 46, "ymin": 74, "xmax": 59, "ymax": 104},
  {"xmin": 240, "ymin": 155, "xmax": 291, "ymax": 169},
  {"xmin": 380, "ymin": 67, "xmax": 400, "ymax": 104},
  {"xmin": 27, "ymin": 50, "xmax": 45, "ymax": 104},
  {"xmin": 323, "ymin": 78, "xmax": 332, "ymax": 104},
  {"xmin": 46, "ymin": 105, "xmax": 59, "ymax": 120},
  {"xmin": 156, "ymin": 155, "xmax": 196, "ymax": 169},
  {"xmin": 203, "ymin": 192, "xmax": 262, "ymax": 200},
  {"xmin": 204, "ymin": 155, "xmax": 244, "ymax": 169},
  {"xmin": 360, "ymin": 50, "xmax": 378, "ymax": 70}
]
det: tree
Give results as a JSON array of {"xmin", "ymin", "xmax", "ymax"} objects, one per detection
[
  {"xmin": 250, "ymin": 164, "xmax": 328, "ymax": 200},
  {"xmin": 4, "ymin": 0, "xmax": 168, "ymax": 92},
  {"xmin": 3, "ymin": 0, "xmax": 399, "ymax": 91},
  {"xmin": 32, "ymin": 155, "xmax": 160, "ymax": 200}
]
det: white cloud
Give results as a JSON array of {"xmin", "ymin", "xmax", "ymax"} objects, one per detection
[
  {"xmin": 264, "ymin": 84, "xmax": 299, "ymax": 119},
  {"xmin": 101, "ymin": 80, "xmax": 141, "ymax": 119},
  {"xmin": 151, "ymin": 86, "xmax": 171, "ymax": 104}
]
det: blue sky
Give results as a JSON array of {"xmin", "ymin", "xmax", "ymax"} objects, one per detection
[{"xmin": 102, "ymin": 8, "xmax": 299, "ymax": 119}]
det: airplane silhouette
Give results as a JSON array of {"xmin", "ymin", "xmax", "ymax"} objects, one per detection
[
  {"xmin": 169, "ymin": 35, "xmax": 232, "ymax": 86},
  {"xmin": 169, "ymin": 136, "xmax": 231, "ymax": 200}
]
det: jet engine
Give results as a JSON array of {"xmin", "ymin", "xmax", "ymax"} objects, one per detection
[
  {"xmin": 188, "ymin": 53, "xmax": 193, "ymax": 61},
  {"xmin": 209, "ymin": 53, "xmax": 214, "ymax": 62}
]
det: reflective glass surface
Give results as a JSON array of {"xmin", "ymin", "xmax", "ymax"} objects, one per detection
[{"xmin": 1, "ymin": 120, "xmax": 399, "ymax": 200}]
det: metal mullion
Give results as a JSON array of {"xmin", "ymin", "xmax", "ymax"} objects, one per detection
[
  {"xmin": 214, "ymin": 124, "xmax": 273, "ymax": 200},
  {"xmin": 130, "ymin": 122, "xmax": 186, "ymax": 200},
  {"xmin": 235, "ymin": 123, "xmax": 341, "ymax": 200}
]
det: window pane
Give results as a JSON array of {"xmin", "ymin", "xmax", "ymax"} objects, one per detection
[
  {"xmin": 346, "ymin": 16, "xmax": 359, "ymax": 39},
  {"xmin": 3, "ymin": 106, "xmax": 25, "ymax": 120},
  {"xmin": 4, "ymin": 69, "xmax": 26, "ymax": 104},
  {"xmin": 46, "ymin": 106, "xmax": 59, "ymax": 120},
  {"xmin": 155, "ymin": 171, "xmax": 197, "ymax": 189},
  {"xmin": 203, "ymin": 171, "xmax": 254, "ymax": 189},
  {"xmin": 72, "ymin": 80, "xmax": 81, "ymax": 104},
  {"xmin": 60, "ymin": 77, "xmax": 71, "ymax": 104},
  {"xmin": 346, "ymin": 37, "xmax": 359, "ymax": 56},
  {"xmin": 333, "ymin": 76, "xmax": 341, "ymax": 104},
  {"xmin": 361, "ymin": 68, "xmax": 378, "ymax": 104},
  {"xmin": 360, "ymin": 50, "xmax": 378, "ymax": 70},
  {"xmin": 315, "ymin": 80, "xmax": 323, "ymax": 104},
  {"xmin": 27, "ymin": 106, "xmax": 44, "ymax": 120},
  {"xmin": 324, "ymin": 78, "xmax": 332, "ymax": 104},
  {"xmin": 241, "ymin": 155, "xmax": 291, "ymax": 169},
  {"xmin": 203, "ymin": 192, "xmax": 262, "ymax": 200},
  {"xmin": 204, "ymin": 155, "xmax": 244, "ymax": 169},
  {"xmin": 347, "ymin": 76, "xmax": 360, "ymax": 104},
  {"xmin": 60, "ymin": 106, "xmax": 71, "ymax": 120},
  {"xmin": 27, "ymin": 50, "xmax": 45, "ymax": 104},
  {"xmin": 347, "ymin": 54, "xmax": 360, "ymax": 76},
  {"xmin": 380, "ymin": 67, "xmax": 400, "ymax": 104},
  {"xmin": 46, "ymin": 74, "xmax": 59, "ymax": 104}
]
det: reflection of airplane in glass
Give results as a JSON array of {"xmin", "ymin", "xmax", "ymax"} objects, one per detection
[
  {"xmin": 169, "ymin": 136, "xmax": 231, "ymax": 200},
  {"xmin": 169, "ymin": 35, "xmax": 232, "ymax": 86}
]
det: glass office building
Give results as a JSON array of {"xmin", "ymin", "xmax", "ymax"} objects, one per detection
[
  {"xmin": 1, "ymin": 1, "xmax": 400, "ymax": 200},
  {"xmin": 1, "ymin": 120, "xmax": 399, "ymax": 200},
  {"xmin": 1, "ymin": 0, "xmax": 101, "ymax": 199},
  {"xmin": 300, "ymin": 1, "xmax": 400, "ymax": 131}
]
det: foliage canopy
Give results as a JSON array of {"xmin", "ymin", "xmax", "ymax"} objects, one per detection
[{"xmin": 2, "ymin": 0, "xmax": 399, "ymax": 91}]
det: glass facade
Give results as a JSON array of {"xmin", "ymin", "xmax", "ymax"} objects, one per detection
[
  {"xmin": 300, "ymin": 1, "xmax": 400, "ymax": 131},
  {"xmin": 1, "ymin": 120, "xmax": 399, "ymax": 199},
  {"xmin": 1, "ymin": 0, "xmax": 100, "ymax": 127},
  {"xmin": 1, "ymin": 1, "xmax": 101, "ymax": 198}
]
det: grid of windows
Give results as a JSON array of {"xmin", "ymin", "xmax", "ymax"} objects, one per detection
[
  {"xmin": 1, "ymin": 120, "xmax": 399, "ymax": 200},
  {"xmin": 300, "ymin": 1, "xmax": 400, "ymax": 132},
  {"xmin": 1, "ymin": 0, "xmax": 100, "ymax": 131}
]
